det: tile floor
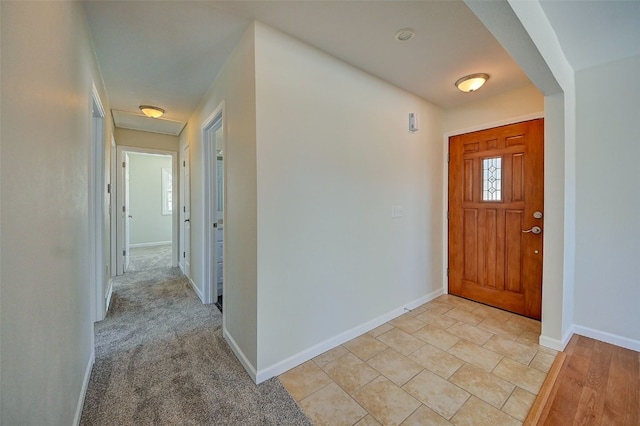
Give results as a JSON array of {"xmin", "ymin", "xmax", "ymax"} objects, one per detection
[{"xmin": 279, "ymin": 294, "xmax": 558, "ymax": 426}]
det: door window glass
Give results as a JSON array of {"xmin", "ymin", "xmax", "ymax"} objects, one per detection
[{"xmin": 482, "ymin": 157, "xmax": 502, "ymax": 201}]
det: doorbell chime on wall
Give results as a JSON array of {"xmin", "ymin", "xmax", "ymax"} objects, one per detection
[{"xmin": 409, "ymin": 113, "xmax": 419, "ymax": 132}]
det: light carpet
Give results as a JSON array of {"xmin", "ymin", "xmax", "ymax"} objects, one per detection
[{"xmin": 80, "ymin": 265, "xmax": 311, "ymax": 425}]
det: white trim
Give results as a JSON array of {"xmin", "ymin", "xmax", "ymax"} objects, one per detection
[
  {"xmin": 110, "ymin": 136, "xmax": 118, "ymax": 278},
  {"xmin": 129, "ymin": 241, "xmax": 172, "ymax": 248},
  {"xmin": 90, "ymin": 85, "xmax": 106, "ymax": 322},
  {"xmin": 187, "ymin": 275, "xmax": 204, "ymax": 303},
  {"xmin": 572, "ymin": 325, "xmax": 640, "ymax": 353},
  {"xmin": 105, "ymin": 278, "xmax": 113, "ymax": 314},
  {"xmin": 224, "ymin": 329, "xmax": 258, "ymax": 383},
  {"xmin": 73, "ymin": 352, "xmax": 95, "ymax": 426},
  {"xmin": 201, "ymin": 102, "xmax": 225, "ymax": 305},
  {"xmin": 539, "ymin": 325, "xmax": 574, "ymax": 352},
  {"xmin": 253, "ymin": 288, "xmax": 443, "ymax": 384}
]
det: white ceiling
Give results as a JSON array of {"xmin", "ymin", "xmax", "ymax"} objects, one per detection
[
  {"xmin": 540, "ymin": 0, "xmax": 640, "ymax": 72},
  {"xmin": 82, "ymin": 1, "xmax": 639, "ymax": 136}
]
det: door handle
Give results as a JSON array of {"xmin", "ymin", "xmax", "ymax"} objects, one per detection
[
  {"xmin": 128, "ymin": 215, "xmax": 133, "ymax": 219},
  {"xmin": 184, "ymin": 219, "xmax": 190, "ymax": 223},
  {"xmin": 522, "ymin": 226, "xmax": 542, "ymax": 234}
]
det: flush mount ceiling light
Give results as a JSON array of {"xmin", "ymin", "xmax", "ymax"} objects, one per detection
[
  {"xmin": 139, "ymin": 105, "xmax": 165, "ymax": 119},
  {"xmin": 395, "ymin": 28, "xmax": 415, "ymax": 42},
  {"xmin": 455, "ymin": 73, "xmax": 490, "ymax": 93}
]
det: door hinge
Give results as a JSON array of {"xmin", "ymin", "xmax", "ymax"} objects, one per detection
[
  {"xmin": 123, "ymin": 250, "xmax": 126, "ymax": 256},
  {"xmin": 447, "ymin": 211, "xmax": 450, "ymax": 220},
  {"xmin": 122, "ymin": 161, "xmax": 126, "ymax": 168},
  {"xmin": 122, "ymin": 206, "xmax": 126, "ymax": 213},
  {"xmin": 107, "ymin": 183, "xmax": 111, "ymax": 194},
  {"xmin": 447, "ymin": 268, "xmax": 450, "ymax": 277},
  {"xmin": 183, "ymin": 206, "xmax": 186, "ymax": 213},
  {"xmin": 183, "ymin": 160, "xmax": 186, "ymax": 167},
  {"xmin": 183, "ymin": 251, "xmax": 186, "ymax": 258},
  {"xmin": 448, "ymin": 153, "xmax": 450, "ymax": 162}
]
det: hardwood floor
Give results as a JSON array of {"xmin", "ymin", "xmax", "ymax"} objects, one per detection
[{"xmin": 526, "ymin": 335, "xmax": 640, "ymax": 425}]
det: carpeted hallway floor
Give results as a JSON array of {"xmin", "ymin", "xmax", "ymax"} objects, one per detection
[{"xmin": 80, "ymin": 256, "xmax": 311, "ymax": 425}]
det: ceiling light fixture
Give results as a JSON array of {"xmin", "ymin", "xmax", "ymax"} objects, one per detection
[
  {"xmin": 395, "ymin": 28, "xmax": 415, "ymax": 42},
  {"xmin": 139, "ymin": 105, "xmax": 165, "ymax": 119},
  {"xmin": 455, "ymin": 73, "xmax": 490, "ymax": 93}
]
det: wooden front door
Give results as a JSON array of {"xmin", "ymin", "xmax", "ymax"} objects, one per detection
[{"xmin": 448, "ymin": 119, "xmax": 544, "ymax": 319}]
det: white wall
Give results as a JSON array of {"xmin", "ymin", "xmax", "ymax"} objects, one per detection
[
  {"xmin": 443, "ymin": 84, "xmax": 543, "ymax": 133},
  {"xmin": 573, "ymin": 54, "xmax": 640, "ymax": 345},
  {"xmin": 128, "ymin": 153, "xmax": 173, "ymax": 245},
  {"xmin": 253, "ymin": 23, "xmax": 444, "ymax": 374},
  {"xmin": 180, "ymin": 23, "xmax": 258, "ymax": 367},
  {"xmin": 0, "ymin": 2, "xmax": 111, "ymax": 423},
  {"xmin": 115, "ymin": 127, "xmax": 179, "ymax": 152}
]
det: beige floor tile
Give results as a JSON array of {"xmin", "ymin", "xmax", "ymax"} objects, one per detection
[
  {"xmin": 412, "ymin": 324, "xmax": 459, "ymax": 351},
  {"xmin": 492, "ymin": 357, "xmax": 546, "ymax": 395},
  {"xmin": 400, "ymin": 405, "xmax": 452, "ymax": 425},
  {"xmin": 279, "ymin": 360, "xmax": 333, "ymax": 401},
  {"xmin": 389, "ymin": 314, "xmax": 426, "ymax": 334},
  {"xmin": 507, "ymin": 315, "xmax": 541, "ymax": 334},
  {"xmin": 472, "ymin": 304, "xmax": 514, "ymax": 321},
  {"xmin": 447, "ymin": 340, "xmax": 503, "ymax": 372},
  {"xmin": 355, "ymin": 414, "xmax": 382, "ymax": 426},
  {"xmin": 414, "ymin": 310, "xmax": 457, "ymax": 330},
  {"xmin": 404, "ymin": 304, "xmax": 429, "ymax": 317},
  {"xmin": 516, "ymin": 330, "xmax": 541, "ymax": 345},
  {"xmin": 367, "ymin": 348, "xmax": 424, "ymax": 386},
  {"xmin": 450, "ymin": 396, "xmax": 521, "ymax": 426},
  {"xmin": 424, "ymin": 302, "xmax": 455, "ymax": 314},
  {"xmin": 448, "ymin": 363, "xmax": 515, "ymax": 408},
  {"xmin": 345, "ymin": 334, "xmax": 389, "ymax": 361},
  {"xmin": 446, "ymin": 322, "xmax": 494, "ymax": 345},
  {"xmin": 444, "ymin": 307, "xmax": 485, "ymax": 326},
  {"xmin": 442, "ymin": 296, "xmax": 480, "ymax": 312},
  {"xmin": 314, "ymin": 345, "xmax": 349, "ymax": 368},
  {"xmin": 483, "ymin": 334, "xmax": 538, "ymax": 365},
  {"xmin": 299, "ymin": 382, "xmax": 367, "ymax": 426},
  {"xmin": 353, "ymin": 376, "xmax": 421, "ymax": 426},
  {"xmin": 403, "ymin": 370, "xmax": 470, "ymax": 420},
  {"xmin": 368, "ymin": 323, "xmax": 394, "ymax": 338},
  {"xmin": 529, "ymin": 350, "xmax": 556, "ymax": 373},
  {"xmin": 502, "ymin": 387, "xmax": 536, "ymax": 422},
  {"xmin": 477, "ymin": 317, "xmax": 523, "ymax": 340},
  {"xmin": 377, "ymin": 328, "xmax": 425, "ymax": 356},
  {"xmin": 408, "ymin": 344, "xmax": 464, "ymax": 379},
  {"xmin": 322, "ymin": 352, "xmax": 380, "ymax": 394}
]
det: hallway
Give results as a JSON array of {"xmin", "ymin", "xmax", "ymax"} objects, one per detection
[{"xmin": 80, "ymin": 253, "xmax": 309, "ymax": 425}]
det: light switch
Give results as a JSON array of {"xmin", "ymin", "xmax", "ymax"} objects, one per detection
[{"xmin": 392, "ymin": 206, "xmax": 403, "ymax": 218}]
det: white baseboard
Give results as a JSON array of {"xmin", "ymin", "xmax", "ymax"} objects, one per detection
[
  {"xmin": 254, "ymin": 288, "xmax": 444, "ymax": 384},
  {"xmin": 539, "ymin": 323, "xmax": 640, "ymax": 353},
  {"xmin": 105, "ymin": 279, "xmax": 113, "ymax": 314},
  {"xmin": 539, "ymin": 325, "xmax": 574, "ymax": 351},
  {"xmin": 187, "ymin": 276, "xmax": 204, "ymax": 303},
  {"xmin": 223, "ymin": 328, "xmax": 258, "ymax": 383},
  {"xmin": 572, "ymin": 324, "xmax": 640, "ymax": 352},
  {"xmin": 73, "ymin": 352, "xmax": 95, "ymax": 426},
  {"xmin": 129, "ymin": 241, "xmax": 171, "ymax": 248}
]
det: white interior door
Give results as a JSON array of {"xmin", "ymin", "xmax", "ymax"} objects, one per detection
[
  {"xmin": 182, "ymin": 145, "xmax": 191, "ymax": 279},
  {"xmin": 123, "ymin": 152, "xmax": 131, "ymax": 272}
]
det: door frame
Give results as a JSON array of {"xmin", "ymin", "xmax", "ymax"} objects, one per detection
[
  {"xmin": 116, "ymin": 146, "xmax": 179, "ymax": 274},
  {"xmin": 90, "ymin": 84, "xmax": 107, "ymax": 322},
  {"xmin": 202, "ymin": 102, "xmax": 225, "ymax": 305},
  {"xmin": 442, "ymin": 112, "xmax": 544, "ymax": 296}
]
